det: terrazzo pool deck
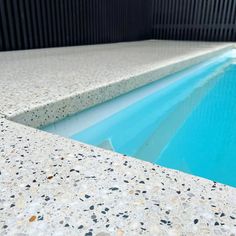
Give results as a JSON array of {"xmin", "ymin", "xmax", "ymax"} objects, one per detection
[{"xmin": 1, "ymin": 40, "xmax": 236, "ymax": 236}]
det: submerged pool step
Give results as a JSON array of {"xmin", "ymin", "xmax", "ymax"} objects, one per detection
[
  {"xmin": 120, "ymin": 62, "xmax": 229, "ymax": 157},
  {"xmin": 72, "ymin": 58, "xmax": 229, "ymax": 153},
  {"xmin": 135, "ymin": 68, "xmax": 225, "ymax": 162}
]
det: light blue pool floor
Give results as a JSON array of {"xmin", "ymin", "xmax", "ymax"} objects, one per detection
[{"xmin": 156, "ymin": 65, "xmax": 236, "ymax": 187}]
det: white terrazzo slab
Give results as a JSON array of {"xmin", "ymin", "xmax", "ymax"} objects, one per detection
[
  {"xmin": 0, "ymin": 40, "xmax": 233, "ymax": 127},
  {"xmin": 1, "ymin": 40, "xmax": 236, "ymax": 236},
  {"xmin": 1, "ymin": 118, "xmax": 236, "ymax": 236}
]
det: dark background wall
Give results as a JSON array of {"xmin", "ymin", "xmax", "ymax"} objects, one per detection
[
  {"xmin": 0, "ymin": 0, "xmax": 153, "ymax": 51},
  {"xmin": 0, "ymin": 0, "xmax": 235, "ymax": 51},
  {"xmin": 152, "ymin": 0, "xmax": 236, "ymax": 41}
]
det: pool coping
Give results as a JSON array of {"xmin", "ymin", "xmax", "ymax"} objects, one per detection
[
  {"xmin": 1, "ymin": 41, "xmax": 236, "ymax": 235},
  {"xmin": 7, "ymin": 43, "xmax": 235, "ymax": 129}
]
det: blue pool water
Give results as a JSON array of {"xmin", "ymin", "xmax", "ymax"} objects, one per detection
[{"xmin": 42, "ymin": 50, "xmax": 236, "ymax": 187}]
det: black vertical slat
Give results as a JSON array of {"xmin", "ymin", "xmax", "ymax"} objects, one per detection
[
  {"xmin": 203, "ymin": 0, "xmax": 212, "ymax": 40},
  {"xmin": 189, "ymin": 0, "xmax": 196, "ymax": 40},
  {"xmin": 158, "ymin": 0, "xmax": 164, "ymax": 39},
  {"xmin": 196, "ymin": 0, "xmax": 203, "ymax": 40},
  {"xmin": 225, "ymin": 0, "xmax": 233, "ymax": 41},
  {"xmin": 5, "ymin": 0, "xmax": 17, "ymax": 49},
  {"xmin": 24, "ymin": 0, "xmax": 33, "ymax": 48},
  {"xmin": 12, "ymin": 0, "xmax": 23, "ymax": 49},
  {"xmin": 45, "ymin": 0, "xmax": 53, "ymax": 47},
  {"xmin": 176, "ymin": 0, "xmax": 182, "ymax": 40},
  {"xmin": 0, "ymin": 1, "xmax": 3, "ymax": 50},
  {"xmin": 49, "ymin": 0, "xmax": 57, "ymax": 46},
  {"xmin": 59, "ymin": 0, "xmax": 66, "ymax": 46},
  {"xmin": 96, "ymin": 0, "xmax": 100, "ymax": 42},
  {"xmin": 0, "ymin": 12, "xmax": 3, "ymax": 50},
  {"xmin": 222, "ymin": 0, "xmax": 229, "ymax": 41},
  {"xmin": 169, "ymin": 0, "xmax": 176, "ymax": 39},
  {"xmin": 230, "ymin": 0, "xmax": 236, "ymax": 41},
  {"xmin": 160, "ymin": 0, "xmax": 164, "ymax": 39},
  {"xmin": 207, "ymin": 0, "xmax": 216, "ymax": 40},
  {"xmin": 152, "ymin": 0, "xmax": 156, "ymax": 38},
  {"xmin": 114, "ymin": 0, "xmax": 118, "ymax": 41},
  {"xmin": 111, "ymin": 0, "xmax": 115, "ymax": 42},
  {"xmin": 54, "ymin": 0, "xmax": 61, "ymax": 46},
  {"xmin": 199, "ymin": 0, "xmax": 207, "ymax": 40},
  {"xmin": 158, "ymin": 0, "xmax": 163, "ymax": 39},
  {"xmin": 185, "ymin": 0, "xmax": 192, "ymax": 40},
  {"xmin": 151, "ymin": 0, "xmax": 156, "ymax": 38},
  {"xmin": 165, "ymin": 0, "xmax": 170, "ymax": 39},
  {"xmin": 178, "ymin": 0, "xmax": 185, "ymax": 40},
  {"xmin": 212, "ymin": 0, "xmax": 220, "ymax": 41},
  {"xmin": 4, "ymin": 1, "xmax": 17, "ymax": 49},
  {"xmin": 173, "ymin": 0, "xmax": 179, "ymax": 40},
  {"xmin": 37, "ymin": 0, "xmax": 49, "ymax": 47},
  {"xmin": 122, "ymin": 0, "xmax": 128, "ymax": 41},
  {"xmin": 90, "ymin": 0, "xmax": 94, "ymax": 44},
  {"xmin": 85, "ymin": 0, "xmax": 90, "ymax": 44},
  {"xmin": 29, "ymin": 0, "xmax": 39, "ymax": 48},
  {"xmin": 63, "ymin": 0, "xmax": 70, "ymax": 45},
  {"xmin": 89, "ymin": 0, "xmax": 93, "ymax": 43},
  {"xmin": 35, "ymin": 0, "xmax": 44, "ymax": 47},
  {"xmin": 83, "ymin": 0, "xmax": 88, "ymax": 44},
  {"xmin": 18, "ymin": 0, "xmax": 29, "ymax": 49},
  {"xmin": 117, "ymin": 1, "xmax": 122, "ymax": 41},
  {"xmin": 216, "ymin": 0, "xmax": 224, "ymax": 41},
  {"xmin": 100, "ymin": 0, "xmax": 104, "ymax": 43},
  {"xmin": 233, "ymin": 2, "xmax": 236, "ymax": 41},
  {"xmin": 229, "ymin": 0, "xmax": 236, "ymax": 41},
  {"xmin": 78, "ymin": 0, "xmax": 84, "ymax": 44},
  {"xmin": 67, "ymin": 0, "xmax": 73, "ymax": 45},
  {"xmin": 179, "ymin": 0, "xmax": 185, "ymax": 40},
  {"xmin": 0, "ymin": 0, "xmax": 10, "ymax": 50},
  {"xmin": 71, "ymin": 0, "xmax": 77, "ymax": 45},
  {"xmin": 73, "ymin": 0, "xmax": 78, "ymax": 44},
  {"xmin": 174, "ymin": 0, "xmax": 180, "ymax": 39},
  {"xmin": 108, "ymin": 0, "xmax": 111, "ymax": 42}
]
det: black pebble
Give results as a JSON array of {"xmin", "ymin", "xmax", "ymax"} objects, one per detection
[
  {"xmin": 85, "ymin": 232, "xmax": 92, "ymax": 236},
  {"xmin": 109, "ymin": 187, "xmax": 119, "ymax": 191}
]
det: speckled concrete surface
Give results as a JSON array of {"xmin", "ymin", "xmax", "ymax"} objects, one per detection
[
  {"xmin": 1, "ymin": 119, "xmax": 236, "ymax": 236},
  {"xmin": 1, "ymin": 40, "xmax": 236, "ymax": 236},
  {"xmin": 0, "ymin": 40, "xmax": 233, "ymax": 127}
]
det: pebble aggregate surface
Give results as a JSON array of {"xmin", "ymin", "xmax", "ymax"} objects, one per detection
[{"xmin": 1, "ymin": 40, "xmax": 236, "ymax": 236}]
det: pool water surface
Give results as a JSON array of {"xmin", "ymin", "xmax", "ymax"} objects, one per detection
[{"xmin": 42, "ymin": 50, "xmax": 236, "ymax": 187}]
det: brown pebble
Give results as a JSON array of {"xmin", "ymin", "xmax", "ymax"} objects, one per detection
[{"xmin": 29, "ymin": 215, "xmax": 36, "ymax": 222}]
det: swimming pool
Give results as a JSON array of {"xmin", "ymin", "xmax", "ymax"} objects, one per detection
[{"xmin": 42, "ymin": 50, "xmax": 236, "ymax": 187}]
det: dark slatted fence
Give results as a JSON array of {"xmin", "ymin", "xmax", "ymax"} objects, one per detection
[
  {"xmin": 152, "ymin": 0, "xmax": 236, "ymax": 41},
  {"xmin": 0, "ymin": 0, "xmax": 236, "ymax": 51},
  {"xmin": 0, "ymin": 0, "xmax": 152, "ymax": 51}
]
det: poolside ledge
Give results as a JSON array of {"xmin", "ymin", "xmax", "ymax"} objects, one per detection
[{"xmin": 1, "ymin": 40, "xmax": 236, "ymax": 235}]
